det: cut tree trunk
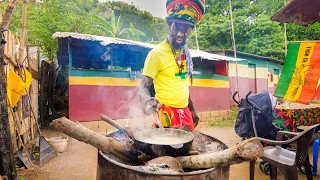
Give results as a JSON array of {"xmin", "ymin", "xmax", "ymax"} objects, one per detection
[
  {"xmin": 0, "ymin": 1, "xmax": 20, "ymax": 179},
  {"xmin": 175, "ymin": 137, "xmax": 263, "ymax": 169},
  {"xmin": 51, "ymin": 117, "xmax": 263, "ymax": 169},
  {"xmin": 50, "ymin": 117, "xmax": 151, "ymax": 164},
  {"xmin": 146, "ymin": 138, "xmax": 263, "ymax": 170}
]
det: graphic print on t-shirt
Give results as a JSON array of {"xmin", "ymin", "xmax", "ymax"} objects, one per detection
[{"xmin": 175, "ymin": 54, "xmax": 187, "ymax": 79}]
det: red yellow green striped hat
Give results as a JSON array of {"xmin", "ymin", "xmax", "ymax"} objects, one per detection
[{"xmin": 166, "ymin": 0, "xmax": 206, "ymax": 26}]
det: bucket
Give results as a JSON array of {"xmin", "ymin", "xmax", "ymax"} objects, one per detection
[{"xmin": 48, "ymin": 136, "xmax": 68, "ymax": 153}]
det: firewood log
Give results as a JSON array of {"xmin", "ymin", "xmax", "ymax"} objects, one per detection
[
  {"xmin": 50, "ymin": 117, "xmax": 151, "ymax": 165},
  {"xmin": 175, "ymin": 137, "xmax": 263, "ymax": 169},
  {"xmin": 144, "ymin": 138, "xmax": 262, "ymax": 170}
]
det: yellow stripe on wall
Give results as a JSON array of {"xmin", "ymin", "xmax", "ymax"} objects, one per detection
[
  {"xmin": 192, "ymin": 79, "xmax": 229, "ymax": 88},
  {"xmin": 70, "ymin": 76, "xmax": 229, "ymax": 88},
  {"xmin": 70, "ymin": 76, "xmax": 141, "ymax": 86},
  {"xmin": 228, "ymin": 64, "xmax": 248, "ymax": 78},
  {"xmin": 283, "ymin": 42, "xmax": 316, "ymax": 101},
  {"xmin": 256, "ymin": 67, "xmax": 268, "ymax": 79}
]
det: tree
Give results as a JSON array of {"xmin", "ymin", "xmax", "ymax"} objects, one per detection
[
  {"xmin": 189, "ymin": 0, "xmax": 288, "ymax": 60},
  {"xmin": 94, "ymin": 1, "xmax": 161, "ymax": 42},
  {"xmin": 246, "ymin": 14, "xmax": 285, "ymax": 59},
  {"xmin": 0, "ymin": 1, "xmax": 19, "ymax": 179},
  {"xmin": 72, "ymin": 0, "xmax": 99, "ymax": 12},
  {"xmin": 287, "ymin": 23, "xmax": 320, "ymax": 41},
  {"xmin": 188, "ymin": 14, "xmax": 232, "ymax": 50},
  {"xmin": 128, "ymin": 23, "xmax": 146, "ymax": 41},
  {"xmin": 93, "ymin": 10, "xmax": 145, "ymax": 40},
  {"xmin": 150, "ymin": 18, "xmax": 168, "ymax": 42}
]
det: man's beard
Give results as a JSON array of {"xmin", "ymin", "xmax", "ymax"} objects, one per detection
[{"xmin": 168, "ymin": 33, "xmax": 187, "ymax": 49}]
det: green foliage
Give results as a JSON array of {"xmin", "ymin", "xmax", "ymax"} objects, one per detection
[
  {"xmin": 1, "ymin": 0, "xmax": 320, "ymax": 61},
  {"xmin": 0, "ymin": 0, "xmax": 100, "ymax": 59},
  {"xmin": 287, "ymin": 23, "xmax": 320, "ymax": 41},
  {"xmin": 95, "ymin": 1, "xmax": 166, "ymax": 42},
  {"xmin": 93, "ymin": 11, "xmax": 145, "ymax": 41},
  {"xmin": 191, "ymin": 0, "xmax": 294, "ymax": 60},
  {"xmin": 245, "ymin": 14, "xmax": 285, "ymax": 60},
  {"xmin": 189, "ymin": 15, "xmax": 232, "ymax": 50},
  {"xmin": 208, "ymin": 106, "xmax": 238, "ymax": 128}
]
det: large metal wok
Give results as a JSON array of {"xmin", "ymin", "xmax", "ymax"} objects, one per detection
[
  {"xmin": 134, "ymin": 128, "xmax": 194, "ymax": 157},
  {"xmin": 100, "ymin": 115, "xmax": 194, "ymax": 157}
]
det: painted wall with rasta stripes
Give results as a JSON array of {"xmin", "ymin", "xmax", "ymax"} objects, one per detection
[
  {"xmin": 226, "ymin": 52, "xmax": 283, "ymax": 105},
  {"xmin": 58, "ymin": 38, "xmax": 283, "ymax": 122},
  {"xmin": 68, "ymin": 61, "xmax": 231, "ymax": 122}
]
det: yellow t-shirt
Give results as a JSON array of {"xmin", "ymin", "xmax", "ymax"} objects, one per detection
[{"xmin": 142, "ymin": 41, "xmax": 189, "ymax": 108}]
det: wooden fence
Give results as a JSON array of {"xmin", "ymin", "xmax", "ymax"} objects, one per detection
[{"xmin": 3, "ymin": 30, "xmax": 40, "ymax": 152}]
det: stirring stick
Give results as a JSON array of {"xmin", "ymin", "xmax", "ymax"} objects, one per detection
[{"xmin": 153, "ymin": 112, "xmax": 164, "ymax": 132}]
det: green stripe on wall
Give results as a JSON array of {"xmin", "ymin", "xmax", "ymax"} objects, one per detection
[
  {"xmin": 71, "ymin": 69, "xmax": 229, "ymax": 81},
  {"xmin": 274, "ymin": 42, "xmax": 300, "ymax": 97},
  {"xmin": 70, "ymin": 69, "xmax": 131, "ymax": 78}
]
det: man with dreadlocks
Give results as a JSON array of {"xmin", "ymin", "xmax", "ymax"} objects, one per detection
[{"xmin": 139, "ymin": 0, "xmax": 205, "ymax": 130}]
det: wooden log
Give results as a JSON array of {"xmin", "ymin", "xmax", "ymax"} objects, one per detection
[
  {"xmin": 175, "ymin": 137, "xmax": 263, "ymax": 169},
  {"xmin": 51, "ymin": 117, "xmax": 129, "ymax": 159},
  {"xmin": 50, "ymin": 117, "xmax": 151, "ymax": 165},
  {"xmin": 144, "ymin": 138, "xmax": 263, "ymax": 170}
]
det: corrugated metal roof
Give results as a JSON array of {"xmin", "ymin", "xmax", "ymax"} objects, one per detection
[
  {"xmin": 52, "ymin": 32, "xmax": 245, "ymax": 61},
  {"xmin": 207, "ymin": 50, "xmax": 284, "ymax": 65},
  {"xmin": 271, "ymin": 0, "xmax": 320, "ymax": 26}
]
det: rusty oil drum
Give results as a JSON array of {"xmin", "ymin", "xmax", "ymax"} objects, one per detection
[{"xmin": 96, "ymin": 133, "xmax": 230, "ymax": 180}]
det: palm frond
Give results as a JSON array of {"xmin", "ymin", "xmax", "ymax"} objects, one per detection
[
  {"xmin": 110, "ymin": 10, "xmax": 116, "ymax": 35},
  {"xmin": 119, "ymin": 28, "xmax": 133, "ymax": 36},
  {"xmin": 117, "ymin": 14, "xmax": 122, "ymax": 30},
  {"xmin": 94, "ymin": 25, "xmax": 114, "ymax": 37},
  {"xmin": 92, "ymin": 14, "xmax": 112, "ymax": 30}
]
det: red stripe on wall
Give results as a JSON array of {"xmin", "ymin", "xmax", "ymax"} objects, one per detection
[
  {"xmin": 297, "ymin": 43, "xmax": 320, "ymax": 104},
  {"xmin": 229, "ymin": 77, "xmax": 250, "ymax": 105},
  {"xmin": 69, "ymin": 85, "xmax": 143, "ymax": 122},
  {"xmin": 249, "ymin": 79, "xmax": 256, "ymax": 94},
  {"xmin": 190, "ymin": 87, "xmax": 230, "ymax": 111},
  {"xmin": 229, "ymin": 77, "xmax": 270, "ymax": 105},
  {"xmin": 70, "ymin": 85, "xmax": 231, "ymax": 122},
  {"xmin": 256, "ymin": 78, "xmax": 268, "ymax": 94}
]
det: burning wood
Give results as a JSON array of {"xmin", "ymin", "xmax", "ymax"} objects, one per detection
[
  {"xmin": 51, "ymin": 117, "xmax": 263, "ymax": 170},
  {"xmin": 144, "ymin": 156, "xmax": 183, "ymax": 173}
]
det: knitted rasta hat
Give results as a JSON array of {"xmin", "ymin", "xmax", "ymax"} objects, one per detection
[{"xmin": 166, "ymin": 0, "xmax": 205, "ymax": 27}]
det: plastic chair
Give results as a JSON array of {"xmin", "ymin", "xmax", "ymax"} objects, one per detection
[
  {"xmin": 250, "ymin": 124, "xmax": 319, "ymax": 180},
  {"xmin": 313, "ymin": 137, "xmax": 320, "ymax": 175}
]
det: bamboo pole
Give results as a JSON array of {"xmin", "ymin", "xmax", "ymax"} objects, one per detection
[
  {"xmin": 228, "ymin": 0, "xmax": 241, "ymax": 99},
  {"xmin": 18, "ymin": 0, "xmax": 28, "ymax": 65},
  {"xmin": 283, "ymin": 0, "xmax": 288, "ymax": 58}
]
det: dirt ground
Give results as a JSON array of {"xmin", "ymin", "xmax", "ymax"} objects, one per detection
[{"xmin": 18, "ymin": 122, "xmax": 320, "ymax": 180}]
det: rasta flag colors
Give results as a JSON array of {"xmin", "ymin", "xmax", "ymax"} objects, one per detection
[{"xmin": 274, "ymin": 42, "xmax": 320, "ymax": 104}]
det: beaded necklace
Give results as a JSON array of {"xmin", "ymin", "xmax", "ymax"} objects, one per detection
[{"xmin": 167, "ymin": 40, "xmax": 184, "ymax": 74}]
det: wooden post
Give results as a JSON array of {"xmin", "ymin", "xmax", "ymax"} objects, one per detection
[
  {"xmin": 18, "ymin": 0, "xmax": 28, "ymax": 65},
  {"xmin": 0, "ymin": 1, "xmax": 20, "ymax": 179}
]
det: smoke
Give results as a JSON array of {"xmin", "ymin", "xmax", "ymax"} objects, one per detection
[
  {"xmin": 116, "ymin": 86, "xmax": 155, "ymax": 135},
  {"xmin": 101, "ymin": 47, "xmax": 111, "ymax": 62}
]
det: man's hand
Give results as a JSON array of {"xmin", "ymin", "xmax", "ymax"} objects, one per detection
[
  {"xmin": 191, "ymin": 111, "xmax": 199, "ymax": 128},
  {"xmin": 143, "ymin": 97, "xmax": 161, "ymax": 116}
]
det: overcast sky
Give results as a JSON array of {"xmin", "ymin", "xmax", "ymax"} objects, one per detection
[{"xmin": 99, "ymin": 0, "xmax": 167, "ymax": 18}]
